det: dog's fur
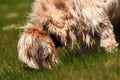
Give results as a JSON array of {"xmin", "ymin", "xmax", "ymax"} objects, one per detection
[
  {"xmin": 112, "ymin": 0, "xmax": 120, "ymax": 27},
  {"xmin": 18, "ymin": 23, "xmax": 58, "ymax": 69},
  {"xmin": 29, "ymin": 0, "xmax": 118, "ymax": 51},
  {"xmin": 112, "ymin": 0, "xmax": 120, "ymax": 39},
  {"xmin": 18, "ymin": 0, "xmax": 119, "ymax": 69}
]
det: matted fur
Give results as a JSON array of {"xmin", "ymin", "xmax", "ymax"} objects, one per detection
[{"xmin": 18, "ymin": 23, "xmax": 58, "ymax": 69}]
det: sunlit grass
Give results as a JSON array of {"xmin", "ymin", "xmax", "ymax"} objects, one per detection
[{"xmin": 0, "ymin": 0, "xmax": 120, "ymax": 80}]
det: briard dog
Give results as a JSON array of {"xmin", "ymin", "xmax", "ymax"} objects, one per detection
[{"xmin": 18, "ymin": 0, "xmax": 119, "ymax": 69}]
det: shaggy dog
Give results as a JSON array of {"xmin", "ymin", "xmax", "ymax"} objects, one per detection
[{"xmin": 18, "ymin": 0, "xmax": 119, "ymax": 69}]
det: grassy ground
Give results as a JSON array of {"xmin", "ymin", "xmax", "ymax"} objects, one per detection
[{"xmin": 0, "ymin": 0, "xmax": 120, "ymax": 80}]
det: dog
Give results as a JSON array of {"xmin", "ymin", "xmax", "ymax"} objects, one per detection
[
  {"xmin": 18, "ymin": 0, "xmax": 119, "ymax": 69},
  {"xmin": 18, "ymin": 23, "xmax": 58, "ymax": 69}
]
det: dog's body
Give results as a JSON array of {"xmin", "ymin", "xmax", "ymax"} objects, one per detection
[
  {"xmin": 18, "ymin": 0, "xmax": 119, "ymax": 69},
  {"xmin": 29, "ymin": 0, "xmax": 118, "ymax": 51}
]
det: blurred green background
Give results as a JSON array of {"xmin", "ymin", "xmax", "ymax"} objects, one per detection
[{"xmin": 0, "ymin": 0, "xmax": 120, "ymax": 80}]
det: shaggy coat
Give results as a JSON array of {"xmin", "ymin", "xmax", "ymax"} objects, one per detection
[
  {"xmin": 18, "ymin": 0, "xmax": 119, "ymax": 69},
  {"xmin": 29, "ymin": 0, "xmax": 118, "ymax": 51},
  {"xmin": 18, "ymin": 23, "xmax": 58, "ymax": 69}
]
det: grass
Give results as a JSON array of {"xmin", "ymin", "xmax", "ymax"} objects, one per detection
[{"xmin": 0, "ymin": 0, "xmax": 120, "ymax": 80}]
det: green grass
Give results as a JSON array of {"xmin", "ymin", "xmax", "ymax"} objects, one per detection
[{"xmin": 0, "ymin": 0, "xmax": 120, "ymax": 80}]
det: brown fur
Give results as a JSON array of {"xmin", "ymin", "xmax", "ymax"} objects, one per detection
[
  {"xmin": 112, "ymin": 1, "xmax": 120, "ymax": 39},
  {"xmin": 112, "ymin": 0, "xmax": 120, "ymax": 27},
  {"xmin": 18, "ymin": 23, "xmax": 58, "ymax": 69}
]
